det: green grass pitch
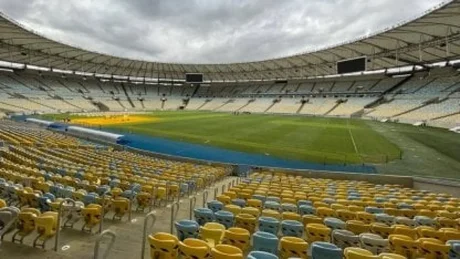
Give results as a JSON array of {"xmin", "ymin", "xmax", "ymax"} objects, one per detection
[{"xmin": 46, "ymin": 111, "xmax": 402, "ymax": 164}]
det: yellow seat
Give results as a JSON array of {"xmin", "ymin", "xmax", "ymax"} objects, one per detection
[
  {"xmin": 305, "ymin": 223, "xmax": 331, "ymax": 243},
  {"xmin": 136, "ymin": 192, "xmax": 152, "ymax": 211},
  {"xmin": 234, "ymin": 213, "xmax": 257, "ymax": 234},
  {"xmin": 0, "ymin": 198, "xmax": 6, "ymax": 208},
  {"xmin": 282, "ymin": 212, "xmax": 302, "ymax": 222},
  {"xmin": 346, "ymin": 220, "xmax": 370, "ymax": 235},
  {"xmin": 437, "ymin": 217, "xmax": 458, "ymax": 229},
  {"xmin": 418, "ymin": 238, "xmax": 450, "ymax": 259},
  {"xmin": 241, "ymin": 207, "xmax": 261, "ymax": 218},
  {"xmin": 111, "ymin": 187, "xmax": 123, "ymax": 199},
  {"xmin": 441, "ymin": 228, "xmax": 460, "ymax": 242},
  {"xmin": 356, "ymin": 212, "xmax": 375, "ymax": 224},
  {"xmin": 148, "ymin": 232, "xmax": 179, "ymax": 259},
  {"xmin": 211, "ymin": 244, "xmax": 243, "ymax": 259},
  {"xmin": 393, "ymin": 225, "xmax": 417, "ymax": 240},
  {"xmin": 217, "ymin": 195, "xmax": 232, "ymax": 205},
  {"xmin": 246, "ymin": 199, "xmax": 263, "ymax": 210},
  {"xmin": 371, "ymin": 223, "xmax": 394, "ymax": 238},
  {"xmin": 13, "ymin": 208, "xmax": 40, "ymax": 243},
  {"xmin": 34, "ymin": 211, "xmax": 58, "ymax": 248},
  {"xmin": 279, "ymin": 236, "xmax": 308, "ymax": 259},
  {"xmin": 81, "ymin": 204, "xmax": 102, "ymax": 232},
  {"xmin": 302, "ymin": 215, "xmax": 324, "ymax": 227},
  {"xmin": 388, "ymin": 234, "xmax": 418, "ymax": 259},
  {"xmin": 344, "ymin": 247, "xmax": 377, "ymax": 259},
  {"xmin": 178, "ymin": 238, "xmax": 211, "ymax": 259},
  {"xmin": 317, "ymin": 207, "xmax": 336, "ymax": 218},
  {"xmin": 111, "ymin": 198, "xmax": 129, "ymax": 220},
  {"xmin": 378, "ymin": 253, "xmax": 407, "ymax": 259},
  {"xmin": 336, "ymin": 209, "xmax": 357, "ymax": 221},
  {"xmin": 224, "ymin": 205, "xmax": 242, "ymax": 216},
  {"xmin": 261, "ymin": 209, "xmax": 281, "ymax": 220},
  {"xmin": 222, "ymin": 227, "xmax": 250, "ymax": 252},
  {"xmin": 200, "ymin": 222, "xmax": 225, "ymax": 247}
]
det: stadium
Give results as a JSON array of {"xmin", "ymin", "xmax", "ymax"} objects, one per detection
[{"xmin": 0, "ymin": 0, "xmax": 460, "ymax": 258}]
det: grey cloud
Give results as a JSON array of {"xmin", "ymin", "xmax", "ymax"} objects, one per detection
[{"xmin": 0, "ymin": 0, "xmax": 446, "ymax": 63}]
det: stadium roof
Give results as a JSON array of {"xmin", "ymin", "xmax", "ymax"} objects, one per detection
[{"xmin": 0, "ymin": 0, "xmax": 460, "ymax": 81}]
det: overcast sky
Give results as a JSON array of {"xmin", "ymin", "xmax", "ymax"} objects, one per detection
[{"xmin": 0, "ymin": 0, "xmax": 447, "ymax": 64}]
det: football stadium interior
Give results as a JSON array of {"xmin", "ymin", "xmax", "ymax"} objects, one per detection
[{"xmin": 1, "ymin": 1, "xmax": 460, "ymax": 258}]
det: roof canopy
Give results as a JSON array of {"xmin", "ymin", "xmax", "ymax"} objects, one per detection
[{"xmin": 0, "ymin": 0, "xmax": 459, "ymax": 81}]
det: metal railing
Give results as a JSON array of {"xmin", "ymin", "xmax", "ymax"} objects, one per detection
[
  {"xmin": 55, "ymin": 198, "xmax": 76, "ymax": 251},
  {"xmin": 169, "ymin": 201, "xmax": 180, "ymax": 234},
  {"xmin": 201, "ymin": 190, "xmax": 209, "ymax": 208},
  {"xmin": 93, "ymin": 230, "xmax": 117, "ymax": 259},
  {"xmin": 189, "ymin": 196, "xmax": 196, "ymax": 220},
  {"xmin": 141, "ymin": 211, "xmax": 157, "ymax": 259}
]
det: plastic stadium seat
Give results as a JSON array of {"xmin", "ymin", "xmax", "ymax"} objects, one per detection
[
  {"xmin": 418, "ymin": 238, "xmax": 450, "ymax": 259},
  {"xmin": 261, "ymin": 209, "xmax": 282, "ymax": 220},
  {"xmin": 175, "ymin": 219, "xmax": 200, "ymax": 241},
  {"xmin": 302, "ymin": 215, "xmax": 324, "ymax": 227},
  {"xmin": 0, "ymin": 199, "xmax": 5, "ymax": 208},
  {"xmin": 281, "ymin": 219, "xmax": 304, "ymax": 237},
  {"xmin": 235, "ymin": 213, "xmax": 257, "ymax": 234},
  {"xmin": 388, "ymin": 234, "xmax": 418, "ymax": 258},
  {"xmin": 299, "ymin": 205, "xmax": 316, "ymax": 216},
  {"xmin": 258, "ymin": 216, "xmax": 280, "ymax": 235},
  {"xmin": 311, "ymin": 241, "xmax": 342, "ymax": 259},
  {"xmin": 247, "ymin": 251, "xmax": 279, "ymax": 259},
  {"xmin": 81, "ymin": 204, "xmax": 102, "ymax": 232},
  {"xmin": 178, "ymin": 238, "xmax": 211, "ymax": 259},
  {"xmin": 306, "ymin": 223, "xmax": 332, "ymax": 243},
  {"xmin": 359, "ymin": 233, "xmax": 389, "ymax": 254},
  {"xmin": 0, "ymin": 206, "xmax": 20, "ymax": 233},
  {"xmin": 336, "ymin": 209, "xmax": 357, "ymax": 221},
  {"xmin": 194, "ymin": 207, "xmax": 215, "ymax": 226},
  {"xmin": 33, "ymin": 211, "xmax": 58, "ymax": 248},
  {"xmin": 200, "ymin": 222, "xmax": 225, "ymax": 247},
  {"xmin": 111, "ymin": 197, "xmax": 129, "ymax": 220},
  {"xmin": 12, "ymin": 208, "xmax": 40, "ymax": 243},
  {"xmin": 346, "ymin": 220, "xmax": 370, "ymax": 235},
  {"xmin": 264, "ymin": 201, "xmax": 281, "ymax": 211},
  {"xmin": 324, "ymin": 217, "xmax": 346, "ymax": 230},
  {"xmin": 332, "ymin": 229, "xmax": 360, "ymax": 249},
  {"xmin": 344, "ymin": 247, "xmax": 376, "ymax": 259},
  {"xmin": 241, "ymin": 207, "xmax": 261, "ymax": 218},
  {"xmin": 393, "ymin": 225, "xmax": 418, "ymax": 240},
  {"xmin": 148, "ymin": 232, "xmax": 179, "ymax": 259},
  {"xmin": 215, "ymin": 210, "xmax": 234, "ymax": 229},
  {"xmin": 414, "ymin": 215, "xmax": 438, "ymax": 227},
  {"xmin": 247, "ymin": 199, "xmax": 263, "ymax": 210},
  {"xmin": 252, "ymin": 231, "xmax": 279, "ymax": 255},
  {"xmin": 281, "ymin": 203, "xmax": 297, "ymax": 213},
  {"xmin": 317, "ymin": 207, "xmax": 336, "ymax": 218},
  {"xmin": 222, "ymin": 227, "xmax": 250, "ymax": 252},
  {"xmin": 211, "ymin": 244, "xmax": 243, "ymax": 259},
  {"xmin": 224, "ymin": 205, "xmax": 242, "ymax": 216},
  {"xmin": 374, "ymin": 214, "xmax": 395, "ymax": 226},
  {"xmin": 282, "ymin": 212, "xmax": 302, "ymax": 222},
  {"xmin": 232, "ymin": 199, "xmax": 246, "ymax": 208},
  {"xmin": 279, "ymin": 236, "xmax": 308, "ymax": 259}
]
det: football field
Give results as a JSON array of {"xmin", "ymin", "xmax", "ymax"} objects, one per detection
[{"xmin": 46, "ymin": 111, "xmax": 402, "ymax": 164}]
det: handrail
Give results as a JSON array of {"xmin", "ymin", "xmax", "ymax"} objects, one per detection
[
  {"xmin": 177, "ymin": 181, "xmax": 182, "ymax": 203},
  {"xmin": 128, "ymin": 196, "xmax": 134, "ymax": 221},
  {"xmin": 169, "ymin": 201, "xmax": 180, "ymax": 234},
  {"xmin": 99, "ymin": 194, "xmax": 107, "ymax": 234},
  {"xmin": 221, "ymin": 184, "xmax": 225, "ymax": 194},
  {"xmin": 141, "ymin": 211, "xmax": 157, "ymax": 259},
  {"xmin": 202, "ymin": 190, "xmax": 209, "ymax": 208},
  {"xmin": 189, "ymin": 196, "xmax": 197, "ymax": 220},
  {"xmin": 93, "ymin": 229, "xmax": 117, "ymax": 259},
  {"xmin": 213, "ymin": 187, "xmax": 218, "ymax": 200},
  {"xmin": 55, "ymin": 198, "xmax": 76, "ymax": 251},
  {"xmin": 150, "ymin": 185, "xmax": 158, "ymax": 211}
]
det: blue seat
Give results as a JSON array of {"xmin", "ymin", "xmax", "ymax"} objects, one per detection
[
  {"xmin": 50, "ymin": 185, "xmax": 63, "ymax": 197},
  {"xmin": 266, "ymin": 197, "xmax": 281, "ymax": 203},
  {"xmin": 414, "ymin": 216, "xmax": 438, "ymax": 227},
  {"xmin": 252, "ymin": 231, "xmax": 279, "ymax": 255},
  {"xmin": 365, "ymin": 207, "xmax": 384, "ymax": 214},
  {"xmin": 247, "ymin": 251, "xmax": 279, "ymax": 259},
  {"xmin": 232, "ymin": 199, "xmax": 246, "ymax": 208},
  {"xmin": 299, "ymin": 205, "xmax": 316, "ymax": 216},
  {"xmin": 323, "ymin": 198, "xmax": 336, "ymax": 205},
  {"xmin": 121, "ymin": 190, "xmax": 137, "ymax": 200},
  {"xmin": 193, "ymin": 207, "xmax": 214, "ymax": 226},
  {"xmin": 375, "ymin": 213, "xmax": 395, "ymax": 225},
  {"xmin": 447, "ymin": 240, "xmax": 460, "ymax": 259},
  {"xmin": 311, "ymin": 241, "xmax": 342, "ymax": 259},
  {"xmin": 252, "ymin": 195, "xmax": 266, "ymax": 203},
  {"xmin": 324, "ymin": 217, "xmax": 346, "ymax": 230},
  {"xmin": 38, "ymin": 193, "xmax": 55, "ymax": 212},
  {"xmin": 374, "ymin": 197, "xmax": 387, "ymax": 203},
  {"xmin": 258, "ymin": 216, "xmax": 280, "ymax": 235},
  {"xmin": 180, "ymin": 183, "xmax": 189, "ymax": 195},
  {"xmin": 82, "ymin": 193, "xmax": 98, "ymax": 206},
  {"xmin": 108, "ymin": 179, "xmax": 120, "ymax": 188},
  {"xmin": 264, "ymin": 201, "xmax": 281, "ymax": 211},
  {"xmin": 298, "ymin": 200, "xmax": 312, "ymax": 207},
  {"xmin": 61, "ymin": 186, "xmax": 75, "ymax": 199},
  {"xmin": 281, "ymin": 203, "xmax": 297, "ymax": 213},
  {"xmin": 280, "ymin": 220, "xmax": 303, "ymax": 237},
  {"xmin": 96, "ymin": 185, "xmax": 110, "ymax": 196},
  {"xmin": 215, "ymin": 210, "xmax": 234, "ymax": 229},
  {"xmin": 130, "ymin": 183, "xmax": 142, "ymax": 193},
  {"xmin": 347, "ymin": 196, "xmax": 361, "ymax": 201},
  {"xmin": 174, "ymin": 219, "xmax": 199, "ymax": 241},
  {"xmin": 207, "ymin": 200, "xmax": 224, "ymax": 213}
]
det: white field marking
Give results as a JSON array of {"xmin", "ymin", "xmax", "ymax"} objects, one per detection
[{"xmin": 347, "ymin": 120, "xmax": 359, "ymax": 155}]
